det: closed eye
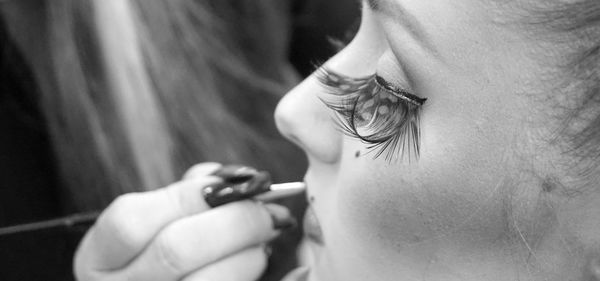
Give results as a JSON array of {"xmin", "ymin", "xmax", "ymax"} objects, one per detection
[{"xmin": 315, "ymin": 67, "xmax": 426, "ymax": 162}]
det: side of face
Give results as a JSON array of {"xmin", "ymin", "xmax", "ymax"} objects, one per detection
[{"xmin": 276, "ymin": 0, "xmax": 595, "ymax": 280}]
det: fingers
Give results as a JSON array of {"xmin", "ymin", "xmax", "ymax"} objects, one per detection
[
  {"xmin": 280, "ymin": 267, "xmax": 310, "ymax": 281},
  {"xmin": 182, "ymin": 246, "xmax": 268, "ymax": 281},
  {"xmin": 76, "ymin": 164, "xmax": 223, "ymax": 271},
  {"xmin": 120, "ymin": 202, "xmax": 287, "ymax": 281},
  {"xmin": 183, "ymin": 162, "xmax": 223, "ymax": 180},
  {"xmin": 74, "ymin": 162, "xmax": 295, "ymax": 281}
]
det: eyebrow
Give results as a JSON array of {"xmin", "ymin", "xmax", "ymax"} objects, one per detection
[{"xmin": 365, "ymin": 0, "xmax": 435, "ymax": 53}]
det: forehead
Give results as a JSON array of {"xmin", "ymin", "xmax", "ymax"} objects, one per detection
[{"xmin": 365, "ymin": 0, "xmax": 555, "ymax": 53}]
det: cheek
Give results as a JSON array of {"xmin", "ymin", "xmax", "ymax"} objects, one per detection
[{"xmin": 335, "ymin": 148, "xmax": 512, "ymax": 260}]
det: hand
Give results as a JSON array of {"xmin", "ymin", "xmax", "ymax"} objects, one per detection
[{"xmin": 74, "ymin": 163, "xmax": 294, "ymax": 281}]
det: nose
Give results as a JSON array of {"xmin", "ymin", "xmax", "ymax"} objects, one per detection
[
  {"xmin": 274, "ymin": 73, "xmax": 343, "ymax": 164},
  {"xmin": 275, "ymin": 5, "xmax": 387, "ymax": 164}
]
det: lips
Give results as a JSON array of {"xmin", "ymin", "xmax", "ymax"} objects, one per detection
[{"xmin": 303, "ymin": 205, "xmax": 324, "ymax": 244}]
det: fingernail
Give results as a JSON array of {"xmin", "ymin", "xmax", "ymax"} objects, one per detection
[
  {"xmin": 264, "ymin": 204, "xmax": 297, "ymax": 230},
  {"xmin": 212, "ymin": 165, "xmax": 259, "ymax": 183},
  {"xmin": 203, "ymin": 171, "xmax": 272, "ymax": 207}
]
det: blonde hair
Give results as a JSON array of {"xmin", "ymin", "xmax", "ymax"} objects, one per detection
[{"xmin": 11, "ymin": 0, "xmax": 303, "ymax": 212}]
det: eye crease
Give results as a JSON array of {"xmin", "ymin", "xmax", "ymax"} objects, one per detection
[{"xmin": 315, "ymin": 67, "xmax": 426, "ymax": 162}]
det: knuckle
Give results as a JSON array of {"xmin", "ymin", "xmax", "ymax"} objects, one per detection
[
  {"xmin": 164, "ymin": 179, "xmax": 215, "ymax": 214},
  {"xmin": 98, "ymin": 193, "xmax": 147, "ymax": 247},
  {"xmin": 105, "ymin": 193, "xmax": 139, "ymax": 218},
  {"xmin": 164, "ymin": 184, "xmax": 187, "ymax": 215},
  {"xmin": 164, "ymin": 181, "xmax": 207, "ymax": 215},
  {"xmin": 183, "ymin": 163, "xmax": 204, "ymax": 175}
]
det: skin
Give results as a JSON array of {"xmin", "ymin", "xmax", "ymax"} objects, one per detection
[
  {"xmin": 75, "ymin": 162, "xmax": 295, "ymax": 281},
  {"xmin": 74, "ymin": 0, "xmax": 599, "ymax": 280},
  {"xmin": 275, "ymin": 0, "xmax": 599, "ymax": 280}
]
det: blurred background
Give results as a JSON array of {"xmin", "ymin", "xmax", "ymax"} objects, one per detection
[{"xmin": 0, "ymin": 0, "xmax": 359, "ymax": 280}]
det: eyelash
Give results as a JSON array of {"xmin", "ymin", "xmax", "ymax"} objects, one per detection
[{"xmin": 315, "ymin": 67, "xmax": 427, "ymax": 162}]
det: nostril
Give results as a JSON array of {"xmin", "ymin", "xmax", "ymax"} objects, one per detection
[{"xmin": 274, "ymin": 77, "xmax": 343, "ymax": 164}]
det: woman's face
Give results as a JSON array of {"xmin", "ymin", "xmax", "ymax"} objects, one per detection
[{"xmin": 276, "ymin": 0, "xmax": 579, "ymax": 280}]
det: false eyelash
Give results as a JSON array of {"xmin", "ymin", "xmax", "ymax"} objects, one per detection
[{"xmin": 315, "ymin": 67, "xmax": 426, "ymax": 162}]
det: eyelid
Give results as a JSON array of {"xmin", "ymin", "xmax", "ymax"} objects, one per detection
[
  {"xmin": 374, "ymin": 75, "xmax": 426, "ymax": 106},
  {"xmin": 315, "ymin": 66, "xmax": 426, "ymax": 162},
  {"xmin": 314, "ymin": 65, "xmax": 425, "ymax": 107}
]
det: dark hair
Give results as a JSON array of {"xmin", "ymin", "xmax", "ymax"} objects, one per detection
[
  {"xmin": 547, "ymin": 1, "xmax": 600, "ymax": 182},
  {"xmin": 519, "ymin": 0, "xmax": 600, "ymax": 184}
]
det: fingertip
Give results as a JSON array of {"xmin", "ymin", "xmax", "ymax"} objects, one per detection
[
  {"xmin": 161, "ymin": 176, "xmax": 224, "ymax": 215},
  {"xmin": 263, "ymin": 203, "xmax": 297, "ymax": 231},
  {"xmin": 183, "ymin": 162, "xmax": 223, "ymax": 179}
]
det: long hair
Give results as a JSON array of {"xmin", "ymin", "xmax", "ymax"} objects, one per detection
[{"xmin": 5, "ymin": 0, "xmax": 304, "ymax": 213}]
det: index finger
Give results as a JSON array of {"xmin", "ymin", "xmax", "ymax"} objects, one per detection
[{"xmin": 76, "ymin": 166, "xmax": 222, "ymax": 271}]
